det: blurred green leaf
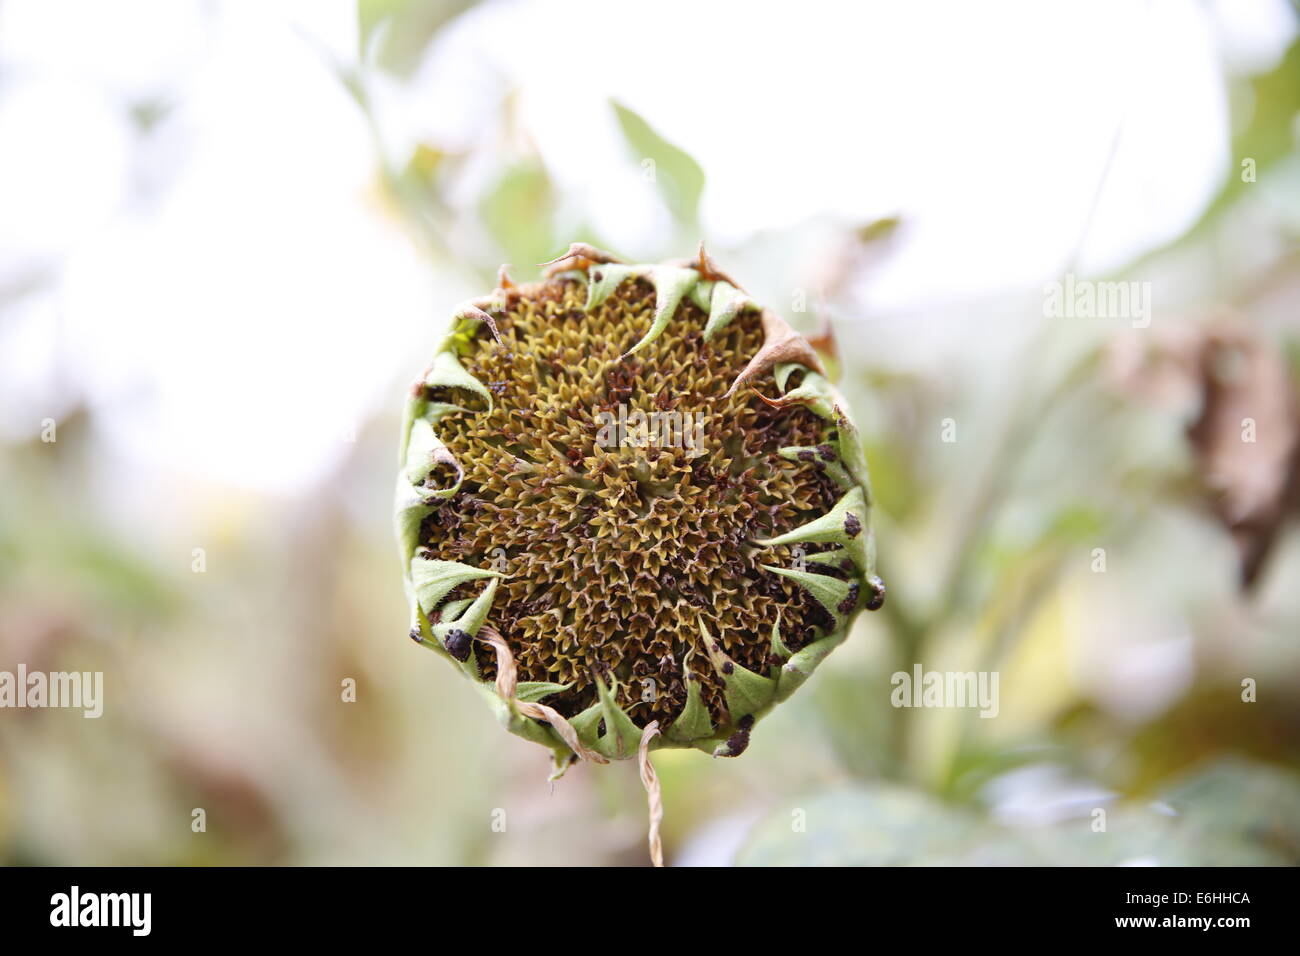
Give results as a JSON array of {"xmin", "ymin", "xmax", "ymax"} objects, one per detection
[
  {"xmin": 1204, "ymin": 36, "xmax": 1300, "ymax": 222},
  {"xmin": 359, "ymin": 0, "xmax": 477, "ymax": 77},
  {"xmin": 1160, "ymin": 757, "xmax": 1300, "ymax": 863},
  {"xmin": 978, "ymin": 759, "xmax": 1300, "ymax": 865},
  {"xmin": 855, "ymin": 216, "xmax": 902, "ymax": 244},
  {"xmin": 63, "ymin": 537, "xmax": 180, "ymax": 614},
  {"xmin": 479, "ymin": 161, "xmax": 557, "ymax": 271},
  {"xmin": 737, "ymin": 758, "xmax": 1300, "ymax": 865},
  {"xmin": 812, "ymin": 664, "xmax": 901, "ymax": 779},
  {"xmin": 737, "ymin": 784, "xmax": 978, "ymax": 866},
  {"xmin": 403, "ymin": 142, "xmax": 447, "ymax": 185},
  {"xmin": 1122, "ymin": 35, "xmax": 1300, "ymax": 275},
  {"xmin": 611, "ymin": 100, "xmax": 705, "ymax": 229},
  {"xmin": 1044, "ymin": 504, "xmax": 1106, "ymax": 544}
]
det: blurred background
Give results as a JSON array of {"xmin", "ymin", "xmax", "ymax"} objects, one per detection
[{"xmin": 2, "ymin": 0, "xmax": 1299, "ymax": 866}]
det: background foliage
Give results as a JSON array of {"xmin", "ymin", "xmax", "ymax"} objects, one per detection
[{"xmin": 1, "ymin": 0, "xmax": 1299, "ymax": 865}]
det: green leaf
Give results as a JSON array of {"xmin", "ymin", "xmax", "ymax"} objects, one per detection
[{"xmin": 610, "ymin": 100, "xmax": 705, "ymax": 229}]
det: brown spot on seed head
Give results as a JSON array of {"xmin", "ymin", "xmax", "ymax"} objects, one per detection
[
  {"xmin": 865, "ymin": 575, "xmax": 886, "ymax": 611},
  {"xmin": 444, "ymin": 628, "xmax": 472, "ymax": 662},
  {"xmin": 722, "ymin": 729, "xmax": 750, "ymax": 757},
  {"xmin": 836, "ymin": 583, "xmax": 860, "ymax": 615}
]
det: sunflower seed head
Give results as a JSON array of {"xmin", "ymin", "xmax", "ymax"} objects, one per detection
[{"xmin": 395, "ymin": 245, "xmax": 883, "ymax": 765}]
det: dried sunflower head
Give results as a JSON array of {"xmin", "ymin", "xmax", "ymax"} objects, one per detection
[{"xmin": 396, "ymin": 243, "xmax": 884, "ymax": 775}]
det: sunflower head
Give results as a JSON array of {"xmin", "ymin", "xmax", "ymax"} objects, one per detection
[{"xmin": 396, "ymin": 243, "xmax": 883, "ymax": 774}]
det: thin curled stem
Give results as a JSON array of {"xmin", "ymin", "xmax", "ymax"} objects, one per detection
[
  {"xmin": 638, "ymin": 720, "xmax": 664, "ymax": 868},
  {"xmin": 478, "ymin": 625, "xmax": 607, "ymax": 765}
]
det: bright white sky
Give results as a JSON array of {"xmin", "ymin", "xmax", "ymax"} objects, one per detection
[{"xmin": 0, "ymin": 0, "xmax": 1294, "ymax": 496}]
